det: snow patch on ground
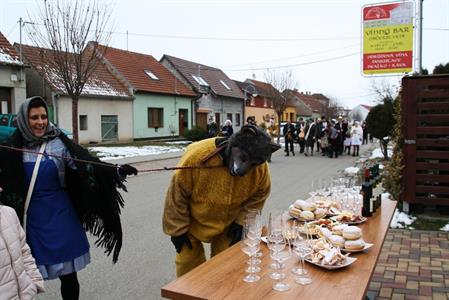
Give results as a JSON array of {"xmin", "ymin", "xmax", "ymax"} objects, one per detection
[
  {"xmin": 370, "ymin": 148, "xmax": 393, "ymax": 159},
  {"xmin": 344, "ymin": 166, "xmax": 360, "ymax": 174},
  {"xmin": 89, "ymin": 145, "xmax": 184, "ymax": 160},
  {"xmin": 390, "ymin": 209, "xmax": 417, "ymax": 229},
  {"xmin": 166, "ymin": 141, "xmax": 192, "ymax": 145},
  {"xmin": 440, "ymin": 223, "xmax": 449, "ymax": 232}
]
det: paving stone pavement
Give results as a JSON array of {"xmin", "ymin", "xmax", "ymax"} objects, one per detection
[{"xmin": 367, "ymin": 229, "xmax": 449, "ymax": 300}]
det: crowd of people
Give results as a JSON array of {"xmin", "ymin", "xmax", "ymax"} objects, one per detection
[{"xmin": 282, "ymin": 116, "xmax": 373, "ymax": 159}]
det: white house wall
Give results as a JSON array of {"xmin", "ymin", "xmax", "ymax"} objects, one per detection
[
  {"xmin": 57, "ymin": 96, "xmax": 133, "ymax": 144},
  {"xmin": 0, "ymin": 65, "xmax": 26, "ymax": 113}
]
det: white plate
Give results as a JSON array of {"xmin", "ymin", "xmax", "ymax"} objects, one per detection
[
  {"xmin": 261, "ymin": 236, "xmax": 268, "ymax": 244},
  {"xmin": 341, "ymin": 243, "xmax": 373, "ymax": 253},
  {"xmin": 305, "ymin": 256, "xmax": 357, "ymax": 270}
]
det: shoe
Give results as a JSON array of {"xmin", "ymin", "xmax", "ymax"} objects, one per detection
[
  {"xmin": 285, "ymin": 153, "xmax": 289, "ymax": 156},
  {"xmin": 292, "ymin": 152, "xmax": 295, "ymax": 156},
  {"xmin": 304, "ymin": 153, "xmax": 308, "ymax": 156},
  {"xmin": 352, "ymin": 153, "xmax": 355, "ymax": 156}
]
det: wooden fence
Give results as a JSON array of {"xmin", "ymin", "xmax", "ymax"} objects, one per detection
[{"xmin": 401, "ymin": 75, "xmax": 449, "ymax": 206}]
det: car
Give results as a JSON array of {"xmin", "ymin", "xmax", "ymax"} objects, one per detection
[{"xmin": 0, "ymin": 113, "xmax": 72, "ymax": 142}]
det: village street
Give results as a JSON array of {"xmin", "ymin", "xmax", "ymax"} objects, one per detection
[{"xmin": 38, "ymin": 143, "xmax": 376, "ymax": 300}]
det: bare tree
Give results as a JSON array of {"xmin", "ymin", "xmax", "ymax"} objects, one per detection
[
  {"xmin": 323, "ymin": 97, "xmax": 344, "ymax": 120},
  {"xmin": 264, "ymin": 69, "xmax": 297, "ymax": 144},
  {"xmin": 26, "ymin": 0, "xmax": 112, "ymax": 143}
]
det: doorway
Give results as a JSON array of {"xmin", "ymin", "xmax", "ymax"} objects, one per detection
[
  {"xmin": 0, "ymin": 88, "xmax": 11, "ymax": 113},
  {"xmin": 101, "ymin": 115, "xmax": 118, "ymax": 141},
  {"xmin": 178, "ymin": 109, "xmax": 188, "ymax": 137}
]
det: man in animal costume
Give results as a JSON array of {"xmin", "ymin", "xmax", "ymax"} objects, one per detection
[{"xmin": 163, "ymin": 125, "xmax": 279, "ymax": 276}]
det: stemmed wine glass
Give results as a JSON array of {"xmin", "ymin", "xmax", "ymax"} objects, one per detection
[
  {"xmin": 270, "ymin": 236, "xmax": 291, "ymax": 291},
  {"xmin": 240, "ymin": 224, "xmax": 261, "ymax": 283},
  {"xmin": 309, "ymin": 179, "xmax": 319, "ymax": 201},
  {"xmin": 294, "ymin": 229, "xmax": 313, "ymax": 285}
]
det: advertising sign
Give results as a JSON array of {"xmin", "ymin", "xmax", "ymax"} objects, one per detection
[{"xmin": 362, "ymin": 2, "xmax": 414, "ymax": 75}]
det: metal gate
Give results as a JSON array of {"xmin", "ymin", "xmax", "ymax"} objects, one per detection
[
  {"xmin": 101, "ymin": 115, "xmax": 118, "ymax": 141},
  {"xmin": 401, "ymin": 75, "xmax": 449, "ymax": 206}
]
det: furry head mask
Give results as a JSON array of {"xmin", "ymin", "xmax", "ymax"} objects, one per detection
[{"xmin": 224, "ymin": 125, "xmax": 280, "ymax": 176}]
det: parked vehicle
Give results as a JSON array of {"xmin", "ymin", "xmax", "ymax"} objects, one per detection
[{"xmin": 0, "ymin": 113, "xmax": 72, "ymax": 142}]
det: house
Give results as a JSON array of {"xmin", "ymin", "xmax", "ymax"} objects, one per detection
[
  {"xmin": 290, "ymin": 90, "xmax": 327, "ymax": 120},
  {"xmin": 19, "ymin": 43, "xmax": 134, "ymax": 143},
  {"xmin": 96, "ymin": 45, "xmax": 196, "ymax": 139},
  {"xmin": 349, "ymin": 104, "xmax": 372, "ymax": 121},
  {"xmin": 160, "ymin": 55, "xmax": 244, "ymax": 131},
  {"xmin": 0, "ymin": 32, "xmax": 26, "ymax": 113},
  {"xmin": 234, "ymin": 79, "xmax": 277, "ymax": 125}
]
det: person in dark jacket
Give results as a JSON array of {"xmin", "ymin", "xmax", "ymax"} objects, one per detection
[
  {"xmin": 304, "ymin": 119, "xmax": 316, "ymax": 156},
  {"xmin": 0, "ymin": 96, "xmax": 137, "ymax": 300},
  {"xmin": 221, "ymin": 119, "xmax": 234, "ymax": 138},
  {"xmin": 283, "ymin": 120, "xmax": 296, "ymax": 156}
]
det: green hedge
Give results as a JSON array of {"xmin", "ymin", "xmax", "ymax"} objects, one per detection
[{"xmin": 183, "ymin": 126, "xmax": 208, "ymax": 141}]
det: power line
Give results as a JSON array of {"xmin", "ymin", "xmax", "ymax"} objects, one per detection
[
  {"xmin": 424, "ymin": 27, "xmax": 449, "ymax": 31},
  {"xmin": 224, "ymin": 52, "xmax": 360, "ymax": 71},
  {"xmin": 222, "ymin": 43, "xmax": 360, "ymax": 68},
  {"xmin": 27, "ymin": 21, "xmax": 359, "ymax": 42}
]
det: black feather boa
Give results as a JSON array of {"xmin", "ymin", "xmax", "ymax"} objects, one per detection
[{"xmin": 0, "ymin": 130, "xmax": 126, "ymax": 263}]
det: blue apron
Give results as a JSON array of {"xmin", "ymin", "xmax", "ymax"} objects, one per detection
[{"xmin": 24, "ymin": 154, "xmax": 89, "ymax": 265}]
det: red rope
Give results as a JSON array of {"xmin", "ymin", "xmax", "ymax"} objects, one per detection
[{"xmin": 0, "ymin": 144, "xmax": 223, "ymax": 173}]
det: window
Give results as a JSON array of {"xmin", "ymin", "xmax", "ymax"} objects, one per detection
[
  {"xmin": 226, "ymin": 113, "xmax": 233, "ymax": 123},
  {"xmin": 79, "ymin": 115, "xmax": 88, "ymax": 131},
  {"xmin": 192, "ymin": 75, "xmax": 209, "ymax": 86},
  {"xmin": 144, "ymin": 70, "xmax": 159, "ymax": 80},
  {"xmin": 148, "ymin": 108, "xmax": 164, "ymax": 128},
  {"xmin": 263, "ymin": 98, "xmax": 268, "ymax": 107},
  {"xmin": 0, "ymin": 115, "xmax": 8, "ymax": 126},
  {"xmin": 250, "ymin": 97, "xmax": 255, "ymax": 106},
  {"xmin": 235, "ymin": 113, "xmax": 241, "ymax": 126},
  {"xmin": 220, "ymin": 80, "xmax": 231, "ymax": 90}
]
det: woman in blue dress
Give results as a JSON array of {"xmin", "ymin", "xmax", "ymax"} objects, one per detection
[{"xmin": 0, "ymin": 96, "xmax": 137, "ymax": 300}]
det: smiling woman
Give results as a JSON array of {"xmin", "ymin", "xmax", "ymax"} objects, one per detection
[{"xmin": 28, "ymin": 105, "xmax": 48, "ymax": 138}]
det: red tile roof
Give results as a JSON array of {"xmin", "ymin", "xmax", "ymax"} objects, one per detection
[
  {"xmin": 289, "ymin": 90, "xmax": 325, "ymax": 112},
  {"xmin": 162, "ymin": 55, "xmax": 243, "ymax": 99},
  {"xmin": 246, "ymin": 79, "xmax": 278, "ymax": 98},
  {"xmin": 98, "ymin": 45, "xmax": 195, "ymax": 97},
  {"xmin": 0, "ymin": 32, "xmax": 22, "ymax": 66},
  {"xmin": 19, "ymin": 44, "xmax": 131, "ymax": 98}
]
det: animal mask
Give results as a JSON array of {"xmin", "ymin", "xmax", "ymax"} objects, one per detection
[{"xmin": 225, "ymin": 125, "xmax": 280, "ymax": 176}]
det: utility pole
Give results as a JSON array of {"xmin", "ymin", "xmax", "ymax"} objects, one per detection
[
  {"xmin": 417, "ymin": 0, "xmax": 424, "ymax": 74},
  {"xmin": 126, "ymin": 30, "xmax": 128, "ymax": 51}
]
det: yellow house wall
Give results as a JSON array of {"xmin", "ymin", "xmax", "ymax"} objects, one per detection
[
  {"xmin": 283, "ymin": 106, "xmax": 297, "ymax": 122},
  {"xmin": 245, "ymin": 106, "xmax": 277, "ymax": 124}
]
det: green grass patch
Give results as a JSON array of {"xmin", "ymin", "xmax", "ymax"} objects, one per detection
[{"xmin": 408, "ymin": 216, "xmax": 449, "ymax": 231}]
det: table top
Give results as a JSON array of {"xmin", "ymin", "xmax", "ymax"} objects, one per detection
[{"xmin": 161, "ymin": 198, "xmax": 397, "ymax": 300}]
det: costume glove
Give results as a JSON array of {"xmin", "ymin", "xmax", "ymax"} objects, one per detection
[
  {"xmin": 118, "ymin": 164, "xmax": 138, "ymax": 176},
  {"xmin": 171, "ymin": 233, "xmax": 192, "ymax": 253},
  {"xmin": 227, "ymin": 222, "xmax": 243, "ymax": 246}
]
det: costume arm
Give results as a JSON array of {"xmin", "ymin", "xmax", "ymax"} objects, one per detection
[
  {"xmin": 234, "ymin": 164, "xmax": 271, "ymax": 225},
  {"xmin": 162, "ymin": 164, "xmax": 193, "ymax": 237},
  {"xmin": 14, "ymin": 210, "xmax": 45, "ymax": 293}
]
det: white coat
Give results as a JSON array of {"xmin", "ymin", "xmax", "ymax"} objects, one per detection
[
  {"xmin": 351, "ymin": 125, "xmax": 363, "ymax": 146},
  {"xmin": 0, "ymin": 205, "xmax": 44, "ymax": 300}
]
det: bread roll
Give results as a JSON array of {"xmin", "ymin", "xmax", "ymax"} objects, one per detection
[
  {"xmin": 344, "ymin": 238, "xmax": 365, "ymax": 251},
  {"xmin": 314, "ymin": 207, "xmax": 327, "ymax": 219},
  {"xmin": 288, "ymin": 205, "xmax": 302, "ymax": 219},
  {"xmin": 329, "ymin": 235, "xmax": 345, "ymax": 248},
  {"xmin": 331, "ymin": 224, "xmax": 348, "ymax": 236},
  {"xmin": 299, "ymin": 210, "xmax": 315, "ymax": 221},
  {"xmin": 342, "ymin": 226, "xmax": 362, "ymax": 240},
  {"xmin": 294, "ymin": 199, "xmax": 307, "ymax": 209}
]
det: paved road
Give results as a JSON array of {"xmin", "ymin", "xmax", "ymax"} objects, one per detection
[{"xmin": 38, "ymin": 143, "xmax": 377, "ymax": 300}]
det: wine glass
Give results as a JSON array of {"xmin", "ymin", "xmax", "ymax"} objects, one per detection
[
  {"xmin": 270, "ymin": 239, "xmax": 291, "ymax": 291},
  {"xmin": 294, "ymin": 238, "xmax": 313, "ymax": 285},
  {"xmin": 309, "ymin": 179, "xmax": 319, "ymax": 201},
  {"xmin": 240, "ymin": 226, "xmax": 261, "ymax": 283}
]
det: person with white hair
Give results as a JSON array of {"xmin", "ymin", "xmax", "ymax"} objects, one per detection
[
  {"xmin": 350, "ymin": 121, "xmax": 363, "ymax": 156},
  {"xmin": 221, "ymin": 119, "xmax": 233, "ymax": 138}
]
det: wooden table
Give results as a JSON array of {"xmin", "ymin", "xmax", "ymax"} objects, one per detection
[{"xmin": 161, "ymin": 198, "xmax": 397, "ymax": 300}]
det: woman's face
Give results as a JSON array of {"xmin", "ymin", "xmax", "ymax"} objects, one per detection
[{"xmin": 28, "ymin": 106, "xmax": 48, "ymax": 137}]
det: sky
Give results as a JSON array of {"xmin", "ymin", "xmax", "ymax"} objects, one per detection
[{"xmin": 1, "ymin": 0, "xmax": 448, "ymax": 109}]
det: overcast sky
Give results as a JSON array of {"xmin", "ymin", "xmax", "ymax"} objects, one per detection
[{"xmin": 1, "ymin": 0, "xmax": 448, "ymax": 108}]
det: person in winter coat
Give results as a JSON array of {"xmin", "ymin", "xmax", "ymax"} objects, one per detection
[
  {"xmin": 163, "ymin": 125, "xmax": 279, "ymax": 277},
  {"xmin": 283, "ymin": 120, "xmax": 296, "ymax": 156},
  {"xmin": 0, "ymin": 196, "xmax": 45, "ymax": 300},
  {"xmin": 207, "ymin": 116, "xmax": 218, "ymax": 138},
  {"xmin": 351, "ymin": 121, "xmax": 363, "ymax": 156},
  {"xmin": 0, "ymin": 96, "xmax": 138, "ymax": 300},
  {"xmin": 221, "ymin": 119, "xmax": 234, "ymax": 138},
  {"xmin": 304, "ymin": 119, "xmax": 316, "ymax": 156}
]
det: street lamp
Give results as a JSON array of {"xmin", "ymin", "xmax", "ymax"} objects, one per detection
[
  {"xmin": 242, "ymin": 84, "xmax": 258, "ymax": 106},
  {"xmin": 242, "ymin": 84, "xmax": 258, "ymax": 125}
]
